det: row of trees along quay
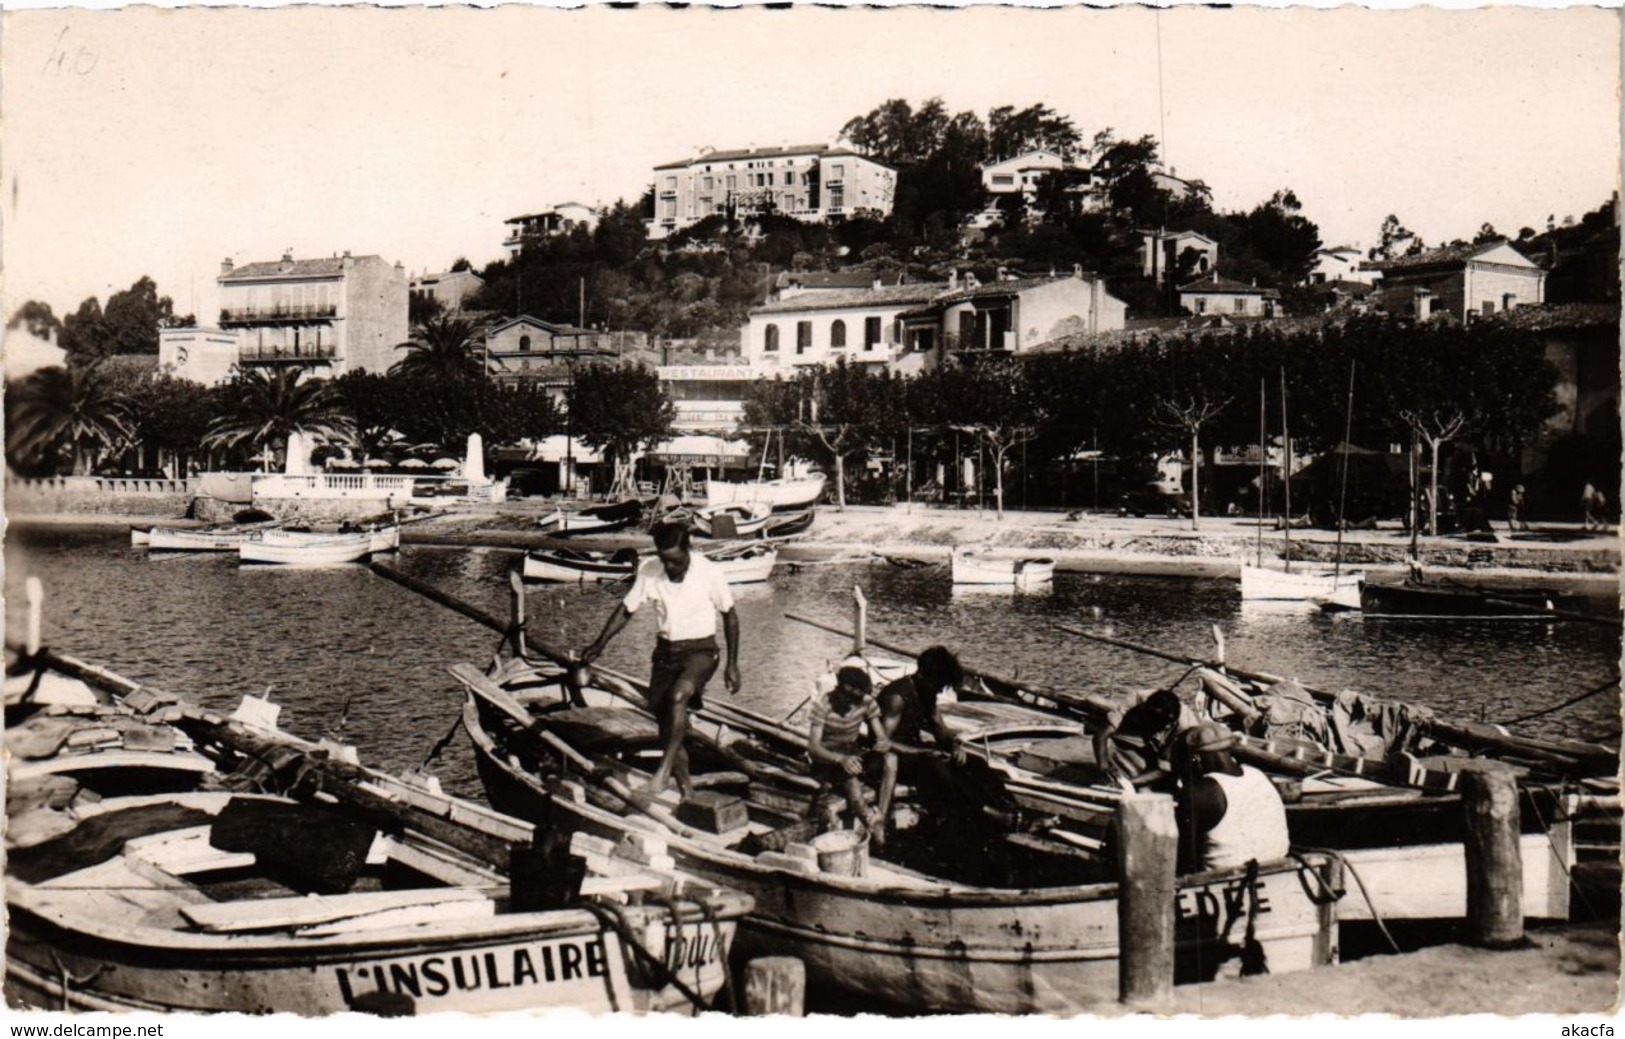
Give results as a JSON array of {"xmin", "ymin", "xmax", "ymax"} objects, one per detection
[{"xmin": 743, "ymin": 314, "xmax": 1560, "ymax": 523}]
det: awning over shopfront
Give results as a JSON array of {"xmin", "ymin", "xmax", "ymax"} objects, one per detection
[{"xmin": 644, "ymin": 434, "xmax": 751, "ymax": 469}]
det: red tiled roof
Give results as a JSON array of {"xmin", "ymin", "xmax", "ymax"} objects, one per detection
[
  {"xmin": 936, "ymin": 275, "xmax": 1079, "ymax": 303},
  {"xmin": 753, "ymin": 283, "xmax": 941, "ymax": 315},
  {"xmin": 777, "ymin": 271, "xmax": 905, "ymax": 291},
  {"xmin": 658, "ymin": 145, "xmax": 895, "ymax": 172}
]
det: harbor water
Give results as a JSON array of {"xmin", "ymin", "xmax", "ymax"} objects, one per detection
[{"xmin": 6, "ymin": 525, "xmax": 1619, "ymax": 806}]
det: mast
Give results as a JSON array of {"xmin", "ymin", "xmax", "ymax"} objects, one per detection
[
  {"xmin": 1280, "ymin": 368, "xmax": 1291, "ymax": 573},
  {"xmin": 1333, "ymin": 360, "xmax": 1356, "ymax": 579},
  {"xmin": 1255, "ymin": 377, "xmax": 1265, "ymax": 569}
]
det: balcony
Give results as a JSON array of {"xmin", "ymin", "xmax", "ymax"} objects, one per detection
[
  {"xmin": 239, "ymin": 343, "xmax": 338, "ymax": 364},
  {"xmin": 220, "ymin": 304, "xmax": 338, "ymax": 325},
  {"xmin": 944, "ymin": 331, "xmax": 1016, "ymax": 355}
]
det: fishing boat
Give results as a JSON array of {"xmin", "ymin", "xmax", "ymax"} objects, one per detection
[
  {"xmin": 704, "ymin": 473, "xmax": 825, "ymax": 512},
  {"xmin": 1239, "ymin": 370, "xmax": 1365, "ymax": 603},
  {"xmin": 524, "ymin": 546, "xmax": 644, "ymax": 583},
  {"xmin": 1344, "ymin": 581, "xmax": 1585, "ymax": 621},
  {"xmin": 1239, "ymin": 565, "xmax": 1363, "ymax": 605},
  {"xmin": 538, "ymin": 500, "xmax": 643, "ymax": 538},
  {"xmin": 524, "ymin": 545, "xmax": 778, "ymax": 586},
  {"xmin": 950, "ymin": 548, "xmax": 1055, "ymax": 589},
  {"xmin": 760, "ymin": 508, "xmax": 815, "ymax": 539},
  {"xmin": 239, "ymin": 531, "xmax": 374, "ymax": 566},
  {"xmin": 6, "ymin": 784, "xmax": 749, "ymax": 1015},
  {"xmin": 272, "ymin": 524, "xmax": 401, "ymax": 555},
  {"xmin": 147, "ymin": 527, "xmax": 266, "ymax": 552},
  {"xmin": 454, "ymin": 651, "xmax": 1341, "ymax": 1015},
  {"xmin": 3, "ymin": 604, "xmax": 752, "ymax": 1016},
  {"xmin": 690, "ymin": 503, "xmax": 772, "ymax": 539}
]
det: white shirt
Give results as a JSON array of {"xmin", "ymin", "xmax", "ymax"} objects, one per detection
[
  {"xmin": 622, "ymin": 552, "xmax": 735, "ymax": 641},
  {"xmin": 1203, "ymin": 765, "xmax": 1291, "ymax": 871}
]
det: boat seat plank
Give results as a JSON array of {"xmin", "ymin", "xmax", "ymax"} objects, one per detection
[
  {"xmin": 297, "ymin": 899, "xmax": 498, "ymax": 938},
  {"xmin": 34, "ymin": 855, "xmax": 214, "ymax": 930},
  {"xmin": 180, "ymin": 887, "xmax": 492, "ymax": 933},
  {"xmin": 124, "ymin": 827, "xmax": 256, "ymax": 876},
  {"xmin": 370, "ymin": 834, "xmax": 505, "ymax": 889}
]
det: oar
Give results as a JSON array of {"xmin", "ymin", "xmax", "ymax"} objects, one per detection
[
  {"xmin": 1054, "ymin": 622, "xmax": 1618, "ymax": 768},
  {"xmin": 784, "ymin": 611, "xmax": 1118, "ymax": 720}
]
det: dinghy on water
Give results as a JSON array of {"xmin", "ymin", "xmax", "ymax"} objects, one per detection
[
  {"xmin": 523, "ymin": 545, "xmax": 778, "ymax": 586},
  {"xmin": 950, "ymin": 547, "xmax": 1055, "ymax": 589},
  {"xmin": 239, "ymin": 530, "xmax": 375, "ymax": 566}
]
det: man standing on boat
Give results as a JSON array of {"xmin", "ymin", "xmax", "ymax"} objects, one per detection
[{"xmin": 578, "ymin": 522, "xmax": 740, "ymax": 799}]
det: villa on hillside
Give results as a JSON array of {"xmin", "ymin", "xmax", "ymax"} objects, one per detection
[
  {"xmin": 647, "ymin": 144, "xmax": 897, "ymax": 240},
  {"xmin": 1178, "ymin": 272, "xmax": 1281, "ymax": 317},
  {"xmin": 1366, "ymin": 239, "xmax": 1547, "ymax": 321},
  {"xmin": 1138, "ymin": 229, "xmax": 1219, "ymax": 284},
  {"xmin": 743, "ymin": 267, "xmax": 1128, "ymax": 374},
  {"xmin": 503, "ymin": 203, "xmax": 603, "ymax": 253}
]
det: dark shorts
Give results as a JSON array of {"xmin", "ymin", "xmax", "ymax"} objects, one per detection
[
  {"xmin": 810, "ymin": 750, "xmax": 888, "ymax": 788},
  {"xmin": 648, "ymin": 637, "xmax": 719, "ymax": 716}
]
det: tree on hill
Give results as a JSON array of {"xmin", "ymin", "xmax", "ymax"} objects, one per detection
[
  {"xmin": 8, "ymin": 301, "xmax": 62, "ymax": 340},
  {"xmin": 987, "ymin": 104, "xmax": 1082, "ymax": 162},
  {"xmin": 55, "ymin": 276, "xmax": 190, "ymax": 362}
]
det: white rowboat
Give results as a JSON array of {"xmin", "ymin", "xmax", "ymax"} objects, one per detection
[
  {"xmin": 704, "ymin": 473, "xmax": 826, "ymax": 511},
  {"xmin": 239, "ymin": 532, "xmax": 373, "ymax": 566},
  {"xmin": 1239, "ymin": 564, "xmax": 1364, "ymax": 604},
  {"xmin": 950, "ymin": 549, "xmax": 1055, "ymax": 589}
]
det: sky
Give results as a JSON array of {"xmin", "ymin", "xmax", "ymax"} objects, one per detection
[{"xmin": 2, "ymin": 5, "xmax": 1619, "ymax": 328}]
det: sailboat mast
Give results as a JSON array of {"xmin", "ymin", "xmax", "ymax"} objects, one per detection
[
  {"xmin": 1333, "ymin": 360, "xmax": 1356, "ymax": 579},
  {"xmin": 1256, "ymin": 378, "xmax": 1265, "ymax": 569},
  {"xmin": 1280, "ymin": 368, "xmax": 1292, "ymax": 574}
]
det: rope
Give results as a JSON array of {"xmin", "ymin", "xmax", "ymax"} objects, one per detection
[
  {"xmin": 1500, "ymin": 675, "xmax": 1621, "ymax": 727},
  {"xmin": 578, "ymin": 899, "xmax": 713, "ymax": 1012},
  {"xmin": 1297, "ymin": 847, "xmax": 1400, "ymax": 954},
  {"xmin": 654, "ymin": 892, "xmax": 738, "ymax": 1014},
  {"xmin": 1526, "ymin": 784, "xmax": 1599, "ymax": 920},
  {"xmin": 47, "ymin": 949, "xmax": 106, "ymax": 1012}
]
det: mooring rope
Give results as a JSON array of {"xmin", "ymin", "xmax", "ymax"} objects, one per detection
[
  {"xmin": 1297, "ymin": 847, "xmax": 1400, "ymax": 954},
  {"xmin": 1500, "ymin": 675, "xmax": 1621, "ymax": 727}
]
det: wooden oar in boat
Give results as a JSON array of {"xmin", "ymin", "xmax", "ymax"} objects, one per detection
[
  {"xmin": 1053, "ymin": 622, "xmax": 1618, "ymax": 770},
  {"xmin": 783, "ymin": 611, "xmax": 1120, "ymax": 719}
]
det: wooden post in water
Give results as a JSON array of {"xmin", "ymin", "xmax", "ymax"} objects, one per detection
[
  {"xmin": 742, "ymin": 956, "xmax": 806, "ymax": 1016},
  {"xmin": 1116, "ymin": 793, "xmax": 1178, "ymax": 1009},
  {"xmin": 25, "ymin": 576, "xmax": 43, "ymax": 655},
  {"xmin": 852, "ymin": 586, "xmax": 868, "ymax": 656},
  {"xmin": 1462, "ymin": 765, "xmax": 1524, "ymax": 947}
]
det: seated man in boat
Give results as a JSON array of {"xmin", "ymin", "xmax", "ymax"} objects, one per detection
[
  {"xmin": 1172, "ymin": 722, "xmax": 1290, "ymax": 873},
  {"xmin": 806, "ymin": 666, "xmax": 895, "ymax": 841},
  {"xmin": 872, "ymin": 647, "xmax": 1023, "ymax": 836},
  {"xmin": 1093, "ymin": 686, "xmax": 1198, "ymax": 791},
  {"xmin": 578, "ymin": 521, "xmax": 741, "ymax": 800}
]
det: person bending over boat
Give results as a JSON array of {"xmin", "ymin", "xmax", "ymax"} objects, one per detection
[
  {"xmin": 806, "ymin": 666, "xmax": 896, "ymax": 842},
  {"xmin": 578, "ymin": 521, "xmax": 741, "ymax": 800},
  {"xmin": 1173, "ymin": 722, "xmax": 1290, "ymax": 872},
  {"xmin": 873, "ymin": 647, "xmax": 1022, "ymax": 836},
  {"xmin": 1093, "ymin": 686, "xmax": 1198, "ymax": 791}
]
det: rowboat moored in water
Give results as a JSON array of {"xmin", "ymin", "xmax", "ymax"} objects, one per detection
[
  {"xmin": 454, "ymin": 654, "xmax": 1341, "ymax": 1015},
  {"xmin": 239, "ymin": 531, "xmax": 375, "ymax": 566},
  {"xmin": 146, "ymin": 527, "xmax": 265, "ymax": 552},
  {"xmin": 1337, "ymin": 581, "xmax": 1587, "ymax": 620},
  {"xmin": 522, "ymin": 545, "xmax": 779, "ymax": 585},
  {"xmin": 1239, "ymin": 564, "xmax": 1363, "ymax": 605},
  {"xmin": 950, "ymin": 548, "xmax": 1055, "ymax": 589}
]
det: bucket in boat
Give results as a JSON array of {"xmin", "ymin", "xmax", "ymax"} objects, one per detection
[{"xmin": 809, "ymin": 829, "xmax": 867, "ymax": 877}]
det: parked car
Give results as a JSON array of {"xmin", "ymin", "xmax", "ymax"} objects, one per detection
[{"xmin": 1118, "ymin": 483, "xmax": 1193, "ymax": 518}]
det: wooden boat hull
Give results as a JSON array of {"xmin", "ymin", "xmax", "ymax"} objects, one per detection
[
  {"xmin": 691, "ymin": 504, "xmax": 772, "ymax": 539},
  {"xmin": 6, "ymin": 792, "xmax": 744, "ymax": 1015},
  {"xmin": 950, "ymin": 552, "xmax": 1055, "ymax": 588},
  {"xmin": 761, "ymin": 509, "xmax": 815, "ymax": 538},
  {"xmin": 716, "ymin": 548, "xmax": 777, "ymax": 584},
  {"xmin": 1239, "ymin": 565, "xmax": 1363, "ymax": 603},
  {"xmin": 148, "ymin": 529, "xmax": 257, "ymax": 552},
  {"xmin": 1358, "ymin": 583, "xmax": 1578, "ymax": 620},
  {"xmin": 239, "ymin": 534, "xmax": 373, "ymax": 566},
  {"xmin": 464, "ymin": 697, "xmax": 1338, "ymax": 1015},
  {"xmin": 704, "ymin": 475, "xmax": 825, "ymax": 511},
  {"xmin": 129, "ymin": 526, "xmax": 152, "ymax": 546},
  {"xmin": 523, "ymin": 550, "xmax": 636, "ymax": 583}
]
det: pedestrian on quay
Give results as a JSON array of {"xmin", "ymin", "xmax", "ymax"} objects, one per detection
[
  {"xmin": 1172, "ymin": 721, "xmax": 1290, "ymax": 873},
  {"xmin": 578, "ymin": 521, "xmax": 740, "ymax": 800},
  {"xmin": 806, "ymin": 665, "xmax": 895, "ymax": 840},
  {"xmin": 1507, "ymin": 483, "xmax": 1530, "ymax": 533},
  {"xmin": 1581, "ymin": 482, "xmax": 1608, "ymax": 532}
]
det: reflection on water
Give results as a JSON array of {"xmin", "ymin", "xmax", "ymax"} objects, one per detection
[{"xmin": 6, "ymin": 525, "xmax": 1620, "ymax": 804}]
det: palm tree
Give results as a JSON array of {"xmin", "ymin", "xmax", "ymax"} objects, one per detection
[
  {"xmin": 6, "ymin": 363, "xmax": 132, "ymax": 475},
  {"xmin": 390, "ymin": 314, "xmax": 484, "ymax": 382},
  {"xmin": 204, "ymin": 367, "xmax": 354, "ymax": 469}
]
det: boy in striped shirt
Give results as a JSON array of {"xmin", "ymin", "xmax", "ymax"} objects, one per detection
[{"xmin": 806, "ymin": 666, "xmax": 896, "ymax": 843}]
